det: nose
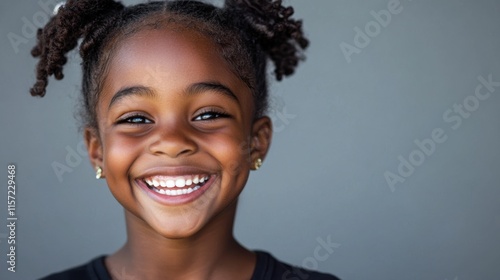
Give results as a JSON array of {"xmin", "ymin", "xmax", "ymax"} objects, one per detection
[{"xmin": 148, "ymin": 123, "xmax": 198, "ymax": 158}]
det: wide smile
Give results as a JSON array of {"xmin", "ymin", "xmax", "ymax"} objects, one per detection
[
  {"xmin": 135, "ymin": 173, "xmax": 217, "ymax": 205},
  {"xmin": 143, "ymin": 174, "xmax": 211, "ymax": 196}
]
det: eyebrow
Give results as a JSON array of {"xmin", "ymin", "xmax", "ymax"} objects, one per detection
[
  {"xmin": 185, "ymin": 82, "xmax": 239, "ymax": 104},
  {"xmin": 108, "ymin": 82, "xmax": 239, "ymax": 109},
  {"xmin": 108, "ymin": 86, "xmax": 155, "ymax": 109}
]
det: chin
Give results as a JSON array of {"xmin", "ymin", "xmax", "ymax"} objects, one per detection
[{"xmin": 152, "ymin": 212, "xmax": 219, "ymax": 240}]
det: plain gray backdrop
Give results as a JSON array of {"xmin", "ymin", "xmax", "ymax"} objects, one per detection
[{"xmin": 1, "ymin": 0, "xmax": 500, "ymax": 279}]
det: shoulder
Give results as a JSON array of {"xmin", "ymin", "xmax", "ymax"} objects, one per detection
[
  {"xmin": 38, "ymin": 255, "xmax": 109, "ymax": 280},
  {"xmin": 253, "ymin": 250, "xmax": 341, "ymax": 280}
]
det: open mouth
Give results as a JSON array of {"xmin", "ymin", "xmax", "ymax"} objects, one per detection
[{"xmin": 141, "ymin": 174, "xmax": 211, "ymax": 196}]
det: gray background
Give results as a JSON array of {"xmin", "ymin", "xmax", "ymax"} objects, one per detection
[{"xmin": 1, "ymin": 0, "xmax": 500, "ymax": 279}]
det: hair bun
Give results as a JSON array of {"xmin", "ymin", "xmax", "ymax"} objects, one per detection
[
  {"xmin": 30, "ymin": 0, "xmax": 125, "ymax": 97},
  {"xmin": 225, "ymin": 0, "xmax": 309, "ymax": 81}
]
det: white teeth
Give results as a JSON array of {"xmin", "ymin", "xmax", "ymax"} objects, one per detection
[
  {"xmin": 166, "ymin": 180, "xmax": 175, "ymax": 188},
  {"xmin": 175, "ymin": 178, "xmax": 186, "ymax": 188},
  {"xmin": 150, "ymin": 185, "xmax": 202, "ymax": 196},
  {"xmin": 145, "ymin": 175, "xmax": 210, "ymax": 190}
]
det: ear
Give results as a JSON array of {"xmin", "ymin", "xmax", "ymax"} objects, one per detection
[
  {"xmin": 250, "ymin": 116, "xmax": 272, "ymax": 170},
  {"xmin": 84, "ymin": 127, "xmax": 104, "ymax": 178}
]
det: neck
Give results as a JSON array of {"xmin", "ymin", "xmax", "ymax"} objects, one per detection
[{"xmin": 106, "ymin": 201, "xmax": 255, "ymax": 280}]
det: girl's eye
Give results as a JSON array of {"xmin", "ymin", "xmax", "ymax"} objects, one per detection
[
  {"xmin": 193, "ymin": 110, "xmax": 230, "ymax": 121},
  {"xmin": 117, "ymin": 115, "xmax": 153, "ymax": 124}
]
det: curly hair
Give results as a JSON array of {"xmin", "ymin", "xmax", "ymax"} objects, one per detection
[{"xmin": 30, "ymin": 0, "xmax": 309, "ymax": 130}]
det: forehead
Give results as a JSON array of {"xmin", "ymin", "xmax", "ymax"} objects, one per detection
[{"xmin": 101, "ymin": 26, "xmax": 251, "ymax": 102}]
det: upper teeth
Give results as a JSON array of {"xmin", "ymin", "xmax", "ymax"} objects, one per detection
[{"xmin": 144, "ymin": 175, "xmax": 209, "ymax": 188}]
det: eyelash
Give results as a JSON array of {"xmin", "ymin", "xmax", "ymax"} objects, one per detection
[
  {"xmin": 193, "ymin": 109, "xmax": 231, "ymax": 121},
  {"xmin": 117, "ymin": 114, "xmax": 152, "ymax": 125},
  {"xmin": 116, "ymin": 110, "xmax": 230, "ymax": 125}
]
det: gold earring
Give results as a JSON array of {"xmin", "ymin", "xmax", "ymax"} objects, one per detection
[
  {"xmin": 254, "ymin": 158, "xmax": 263, "ymax": 170},
  {"xmin": 95, "ymin": 166, "xmax": 103, "ymax": 179}
]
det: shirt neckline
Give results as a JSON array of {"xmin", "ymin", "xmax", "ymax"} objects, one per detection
[{"xmin": 90, "ymin": 250, "xmax": 273, "ymax": 280}]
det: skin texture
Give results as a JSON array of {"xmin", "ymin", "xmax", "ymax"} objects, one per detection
[{"xmin": 84, "ymin": 27, "xmax": 273, "ymax": 279}]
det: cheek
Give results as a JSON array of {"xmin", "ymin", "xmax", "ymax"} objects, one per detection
[
  {"xmin": 204, "ymin": 132, "xmax": 252, "ymax": 178},
  {"xmin": 103, "ymin": 134, "xmax": 142, "ymax": 184}
]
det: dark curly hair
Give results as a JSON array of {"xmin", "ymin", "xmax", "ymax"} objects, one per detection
[{"xmin": 30, "ymin": 0, "xmax": 309, "ymax": 130}]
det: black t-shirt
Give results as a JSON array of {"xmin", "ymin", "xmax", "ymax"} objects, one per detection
[{"xmin": 39, "ymin": 251, "xmax": 340, "ymax": 280}]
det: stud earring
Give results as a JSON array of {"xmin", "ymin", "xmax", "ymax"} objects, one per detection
[
  {"xmin": 254, "ymin": 158, "xmax": 263, "ymax": 170},
  {"xmin": 95, "ymin": 166, "xmax": 103, "ymax": 179}
]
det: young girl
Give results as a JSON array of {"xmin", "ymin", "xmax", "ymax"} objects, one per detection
[{"xmin": 31, "ymin": 0, "xmax": 339, "ymax": 279}]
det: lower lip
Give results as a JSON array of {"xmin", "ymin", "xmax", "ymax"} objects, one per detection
[{"xmin": 136, "ymin": 176, "xmax": 215, "ymax": 206}]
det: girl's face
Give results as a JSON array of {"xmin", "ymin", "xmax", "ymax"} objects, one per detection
[{"xmin": 85, "ymin": 27, "xmax": 271, "ymax": 238}]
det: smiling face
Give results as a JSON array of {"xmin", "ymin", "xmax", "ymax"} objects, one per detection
[{"xmin": 84, "ymin": 26, "xmax": 272, "ymax": 238}]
